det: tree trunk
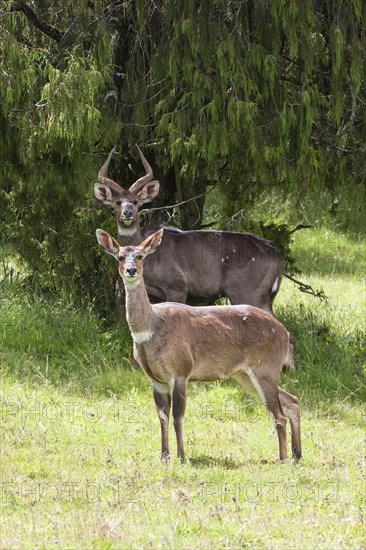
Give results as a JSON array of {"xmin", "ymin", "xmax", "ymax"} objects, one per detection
[{"xmin": 114, "ymin": 276, "xmax": 127, "ymax": 326}]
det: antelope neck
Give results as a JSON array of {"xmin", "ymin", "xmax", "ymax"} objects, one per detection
[
  {"xmin": 117, "ymin": 221, "xmax": 142, "ymax": 245},
  {"xmin": 124, "ymin": 275, "xmax": 155, "ymax": 336}
]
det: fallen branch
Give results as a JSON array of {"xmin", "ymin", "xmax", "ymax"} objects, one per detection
[{"xmin": 285, "ymin": 273, "xmax": 327, "ymax": 301}]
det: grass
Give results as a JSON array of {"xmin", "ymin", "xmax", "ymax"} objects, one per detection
[{"xmin": 1, "ymin": 185, "xmax": 365, "ymax": 549}]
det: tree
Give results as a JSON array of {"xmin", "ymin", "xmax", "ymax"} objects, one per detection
[{"xmin": 0, "ymin": 1, "xmax": 365, "ymax": 313}]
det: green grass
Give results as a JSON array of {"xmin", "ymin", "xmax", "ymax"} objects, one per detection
[{"xmin": 1, "ymin": 186, "xmax": 365, "ymax": 549}]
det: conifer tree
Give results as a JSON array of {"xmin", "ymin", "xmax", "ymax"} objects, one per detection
[{"xmin": 1, "ymin": 1, "xmax": 364, "ymax": 311}]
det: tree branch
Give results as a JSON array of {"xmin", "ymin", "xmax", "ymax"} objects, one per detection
[
  {"xmin": 10, "ymin": 1, "xmax": 64, "ymax": 43},
  {"xmin": 289, "ymin": 224, "xmax": 312, "ymax": 234},
  {"xmin": 139, "ymin": 191, "xmax": 209, "ymax": 215},
  {"xmin": 285, "ymin": 274, "xmax": 327, "ymax": 301}
]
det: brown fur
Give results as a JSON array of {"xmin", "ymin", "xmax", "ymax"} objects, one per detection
[
  {"xmin": 94, "ymin": 149, "xmax": 284, "ymax": 313},
  {"xmin": 96, "ymin": 228, "xmax": 301, "ymax": 463}
]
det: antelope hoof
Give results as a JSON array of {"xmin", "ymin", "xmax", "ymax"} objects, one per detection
[
  {"xmin": 292, "ymin": 448, "xmax": 302, "ymax": 462},
  {"xmin": 161, "ymin": 452, "xmax": 171, "ymax": 464}
]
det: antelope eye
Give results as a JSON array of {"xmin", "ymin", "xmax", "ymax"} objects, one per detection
[
  {"xmin": 132, "ymin": 200, "xmax": 138, "ymax": 205},
  {"xmin": 118, "ymin": 255, "xmax": 126, "ymax": 261},
  {"xmin": 116, "ymin": 200, "xmax": 122, "ymax": 205},
  {"xmin": 135, "ymin": 254, "xmax": 143, "ymax": 260}
]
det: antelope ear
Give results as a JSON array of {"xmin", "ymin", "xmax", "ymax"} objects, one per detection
[
  {"xmin": 136, "ymin": 180, "xmax": 160, "ymax": 206},
  {"xmin": 94, "ymin": 183, "xmax": 114, "ymax": 205},
  {"xmin": 140, "ymin": 228, "xmax": 164, "ymax": 255},
  {"xmin": 96, "ymin": 229, "xmax": 120, "ymax": 258}
]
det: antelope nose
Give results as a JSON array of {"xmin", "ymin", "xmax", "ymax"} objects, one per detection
[
  {"xmin": 126, "ymin": 267, "xmax": 137, "ymax": 277},
  {"xmin": 123, "ymin": 207, "xmax": 132, "ymax": 218}
]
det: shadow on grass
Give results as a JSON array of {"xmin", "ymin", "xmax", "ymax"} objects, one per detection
[
  {"xmin": 3, "ymin": 305, "xmax": 365, "ymax": 406},
  {"xmin": 0, "ymin": 278, "xmax": 145, "ymax": 397},
  {"xmin": 190, "ymin": 455, "xmax": 285, "ymax": 470},
  {"xmin": 190, "ymin": 455, "xmax": 242, "ymax": 469},
  {"xmin": 1, "ymin": 349, "xmax": 153, "ymax": 399},
  {"xmin": 2, "ymin": 279, "xmax": 364, "ymax": 406},
  {"xmin": 276, "ymin": 305, "xmax": 366, "ymax": 405}
]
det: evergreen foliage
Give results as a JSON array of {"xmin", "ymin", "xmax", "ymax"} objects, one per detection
[{"xmin": 0, "ymin": 1, "xmax": 364, "ymax": 311}]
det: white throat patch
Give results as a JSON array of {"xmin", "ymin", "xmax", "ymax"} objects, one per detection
[
  {"xmin": 124, "ymin": 277, "xmax": 141, "ymax": 289},
  {"xmin": 131, "ymin": 330, "xmax": 153, "ymax": 344},
  {"xmin": 118, "ymin": 224, "xmax": 138, "ymax": 237}
]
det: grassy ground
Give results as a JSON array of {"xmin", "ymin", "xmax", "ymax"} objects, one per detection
[{"xmin": 1, "ymin": 186, "xmax": 365, "ymax": 549}]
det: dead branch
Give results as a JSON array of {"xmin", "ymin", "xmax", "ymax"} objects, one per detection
[
  {"xmin": 139, "ymin": 191, "xmax": 209, "ymax": 216},
  {"xmin": 285, "ymin": 273, "xmax": 327, "ymax": 301}
]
